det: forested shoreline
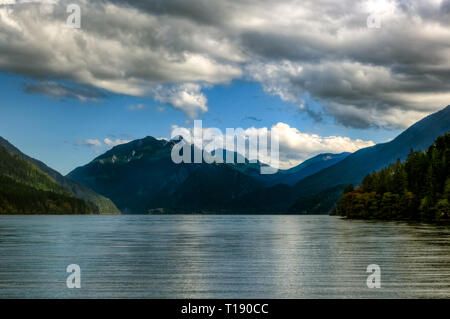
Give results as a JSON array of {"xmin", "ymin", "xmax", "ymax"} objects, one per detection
[{"xmin": 334, "ymin": 133, "xmax": 449, "ymax": 221}]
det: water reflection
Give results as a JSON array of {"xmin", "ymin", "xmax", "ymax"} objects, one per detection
[{"xmin": 0, "ymin": 215, "xmax": 449, "ymax": 298}]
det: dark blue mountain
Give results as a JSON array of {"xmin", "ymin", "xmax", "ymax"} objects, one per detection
[
  {"xmin": 213, "ymin": 148, "xmax": 349, "ymax": 186},
  {"xmin": 67, "ymin": 137, "xmax": 264, "ymax": 213},
  {"xmin": 229, "ymin": 105, "xmax": 450, "ymax": 213},
  {"xmin": 67, "ymin": 105, "xmax": 450, "ymax": 214},
  {"xmin": 267, "ymin": 152, "xmax": 350, "ymax": 186},
  {"xmin": 290, "ymin": 105, "xmax": 450, "ymax": 212}
]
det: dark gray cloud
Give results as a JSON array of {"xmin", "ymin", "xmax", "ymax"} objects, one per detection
[
  {"xmin": 242, "ymin": 116, "xmax": 262, "ymax": 122},
  {"xmin": 303, "ymin": 105, "xmax": 324, "ymax": 123},
  {"xmin": 1, "ymin": 0, "xmax": 450, "ymax": 127},
  {"xmin": 25, "ymin": 81, "xmax": 106, "ymax": 102}
]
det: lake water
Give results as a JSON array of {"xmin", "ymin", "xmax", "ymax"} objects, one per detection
[{"xmin": 0, "ymin": 215, "xmax": 449, "ymax": 298}]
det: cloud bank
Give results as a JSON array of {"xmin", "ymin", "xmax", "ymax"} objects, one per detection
[
  {"xmin": 1, "ymin": 0, "xmax": 450, "ymax": 125},
  {"xmin": 171, "ymin": 122, "xmax": 374, "ymax": 169}
]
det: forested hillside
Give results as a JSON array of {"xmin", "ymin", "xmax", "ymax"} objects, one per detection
[
  {"xmin": 334, "ymin": 133, "xmax": 449, "ymax": 220},
  {"xmin": 0, "ymin": 146, "xmax": 97, "ymax": 214},
  {"xmin": 0, "ymin": 137, "xmax": 120, "ymax": 214}
]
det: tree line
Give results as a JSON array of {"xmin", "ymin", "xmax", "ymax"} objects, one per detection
[{"xmin": 334, "ymin": 133, "xmax": 449, "ymax": 220}]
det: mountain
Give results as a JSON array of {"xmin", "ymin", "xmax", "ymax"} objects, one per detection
[
  {"xmin": 0, "ymin": 145, "xmax": 97, "ymax": 214},
  {"xmin": 267, "ymin": 152, "xmax": 350, "ymax": 186},
  {"xmin": 290, "ymin": 105, "xmax": 450, "ymax": 213},
  {"xmin": 66, "ymin": 136, "xmax": 348, "ymax": 213},
  {"xmin": 226, "ymin": 105, "xmax": 450, "ymax": 213},
  {"xmin": 0, "ymin": 137, "xmax": 120, "ymax": 214},
  {"xmin": 67, "ymin": 137, "xmax": 264, "ymax": 213},
  {"xmin": 67, "ymin": 105, "xmax": 450, "ymax": 214},
  {"xmin": 334, "ymin": 133, "xmax": 449, "ymax": 220},
  {"xmin": 167, "ymin": 146, "xmax": 348, "ymax": 188}
]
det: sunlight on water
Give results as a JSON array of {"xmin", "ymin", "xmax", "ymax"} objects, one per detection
[{"xmin": 0, "ymin": 215, "xmax": 449, "ymax": 298}]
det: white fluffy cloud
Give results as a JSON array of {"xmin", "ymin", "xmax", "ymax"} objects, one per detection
[
  {"xmin": 103, "ymin": 138, "xmax": 131, "ymax": 147},
  {"xmin": 171, "ymin": 122, "xmax": 374, "ymax": 169},
  {"xmin": 76, "ymin": 138, "xmax": 102, "ymax": 147},
  {"xmin": 1, "ymin": 0, "xmax": 450, "ymax": 125},
  {"xmin": 76, "ymin": 137, "xmax": 130, "ymax": 148},
  {"xmin": 269, "ymin": 122, "xmax": 374, "ymax": 168},
  {"xmin": 152, "ymin": 84, "xmax": 208, "ymax": 118}
]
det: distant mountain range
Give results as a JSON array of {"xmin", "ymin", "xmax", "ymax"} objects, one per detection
[
  {"xmin": 267, "ymin": 152, "xmax": 350, "ymax": 186},
  {"xmin": 290, "ymin": 105, "xmax": 450, "ymax": 213},
  {"xmin": 234, "ymin": 105, "xmax": 450, "ymax": 213},
  {"xmin": 0, "ymin": 137, "xmax": 120, "ymax": 214},
  {"xmin": 2, "ymin": 106, "xmax": 448, "ymax": 214},
  {"xmin": 67, "ymin": 137, "xmax": 349, "ymax": 213},
  {"xmin": 67, "ymin": 105, "xmax": 450, "ymax": 214}
]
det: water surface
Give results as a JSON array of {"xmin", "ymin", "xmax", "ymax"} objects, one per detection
[{"xmin": 0, "ymin": 215, "xmax": 449, "ymax": 298}]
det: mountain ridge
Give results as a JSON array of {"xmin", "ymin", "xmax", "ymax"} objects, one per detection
[
  {"xmin": 225, "ymin": 105, "xmax": 450, "ymax": 213},
  {"xmin": 0, "ymin": 145, "xmax": 98, "ymax": 214},
  {"xmin": 290, "ymin": 105, "xmax": 450, "ymax": 212},
  {"xmin": 0, "ymin": 136, "xmax": 120, "ymax": 214},
  {"xmin": 67, "ymin": 134, "xmax": 351, "ymax": 213},
  {"xmin": 67, "ymin": 105, "xmax": 450, "ymax": 214},
  {"xmin": 67, "ymin": 136, "xmax": 265, "ymax": 213}
]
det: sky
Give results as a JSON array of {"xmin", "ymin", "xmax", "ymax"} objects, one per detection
[{"xmin": 1, "ymin": 0, "xmax": 449, "ymax": 174}]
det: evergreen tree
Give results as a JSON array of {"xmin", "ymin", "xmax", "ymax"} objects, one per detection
[{"xmin": 335, "ymin": 133, "xmax": 450, "ymax": 221}]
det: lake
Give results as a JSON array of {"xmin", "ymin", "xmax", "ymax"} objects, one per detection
[{"xmin": 0, "ymin": 215, "xmax": 449, "ymax": 298}]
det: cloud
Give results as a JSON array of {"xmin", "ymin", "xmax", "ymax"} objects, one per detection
[
  {"xmin": 268, "ymin": 122, "xmax": 375, "ymax": 168},
  {"xmin": 24, "ymin": 81, "xmax": 106, "ymax": 102},
  {"xmin": 103, "ymin": 138, "xmax": 131, "ymax": 147},
  {"xmin": 127, "ymin": 103, "xmax": 147, "ymax": 111},
  {"xmin": 238, "ymin": 122, "xmax": 374, "ymax": 168},
  {"xmin": 152, "ymin": 83, "xmax": 208, "ymax": 118},
  {"xmin": 0, "ymin": 1, "xmax": 240, "ymax": 116},
  {"xmin": 75, "ymin": 139, "xmax": 102, "ymax": 147},
  {"xmin": 171, "ymin": 121, "xmax": 374, "ymax": 169},
  {"xmin": 75, "ymin": 137, "xmax": 130, "ymax": 148},
  {"xmin": 1, "ymin": 1, "xmax": 450, "ymax": 126},
  {"xmin": 242, "ymin": 116, "xmax": 262, "ymax": 122}
]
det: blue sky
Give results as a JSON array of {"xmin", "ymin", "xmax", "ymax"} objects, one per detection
[{"xmin": 0, "ymin": 72, "xmax": 400, "ymax": 175}]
